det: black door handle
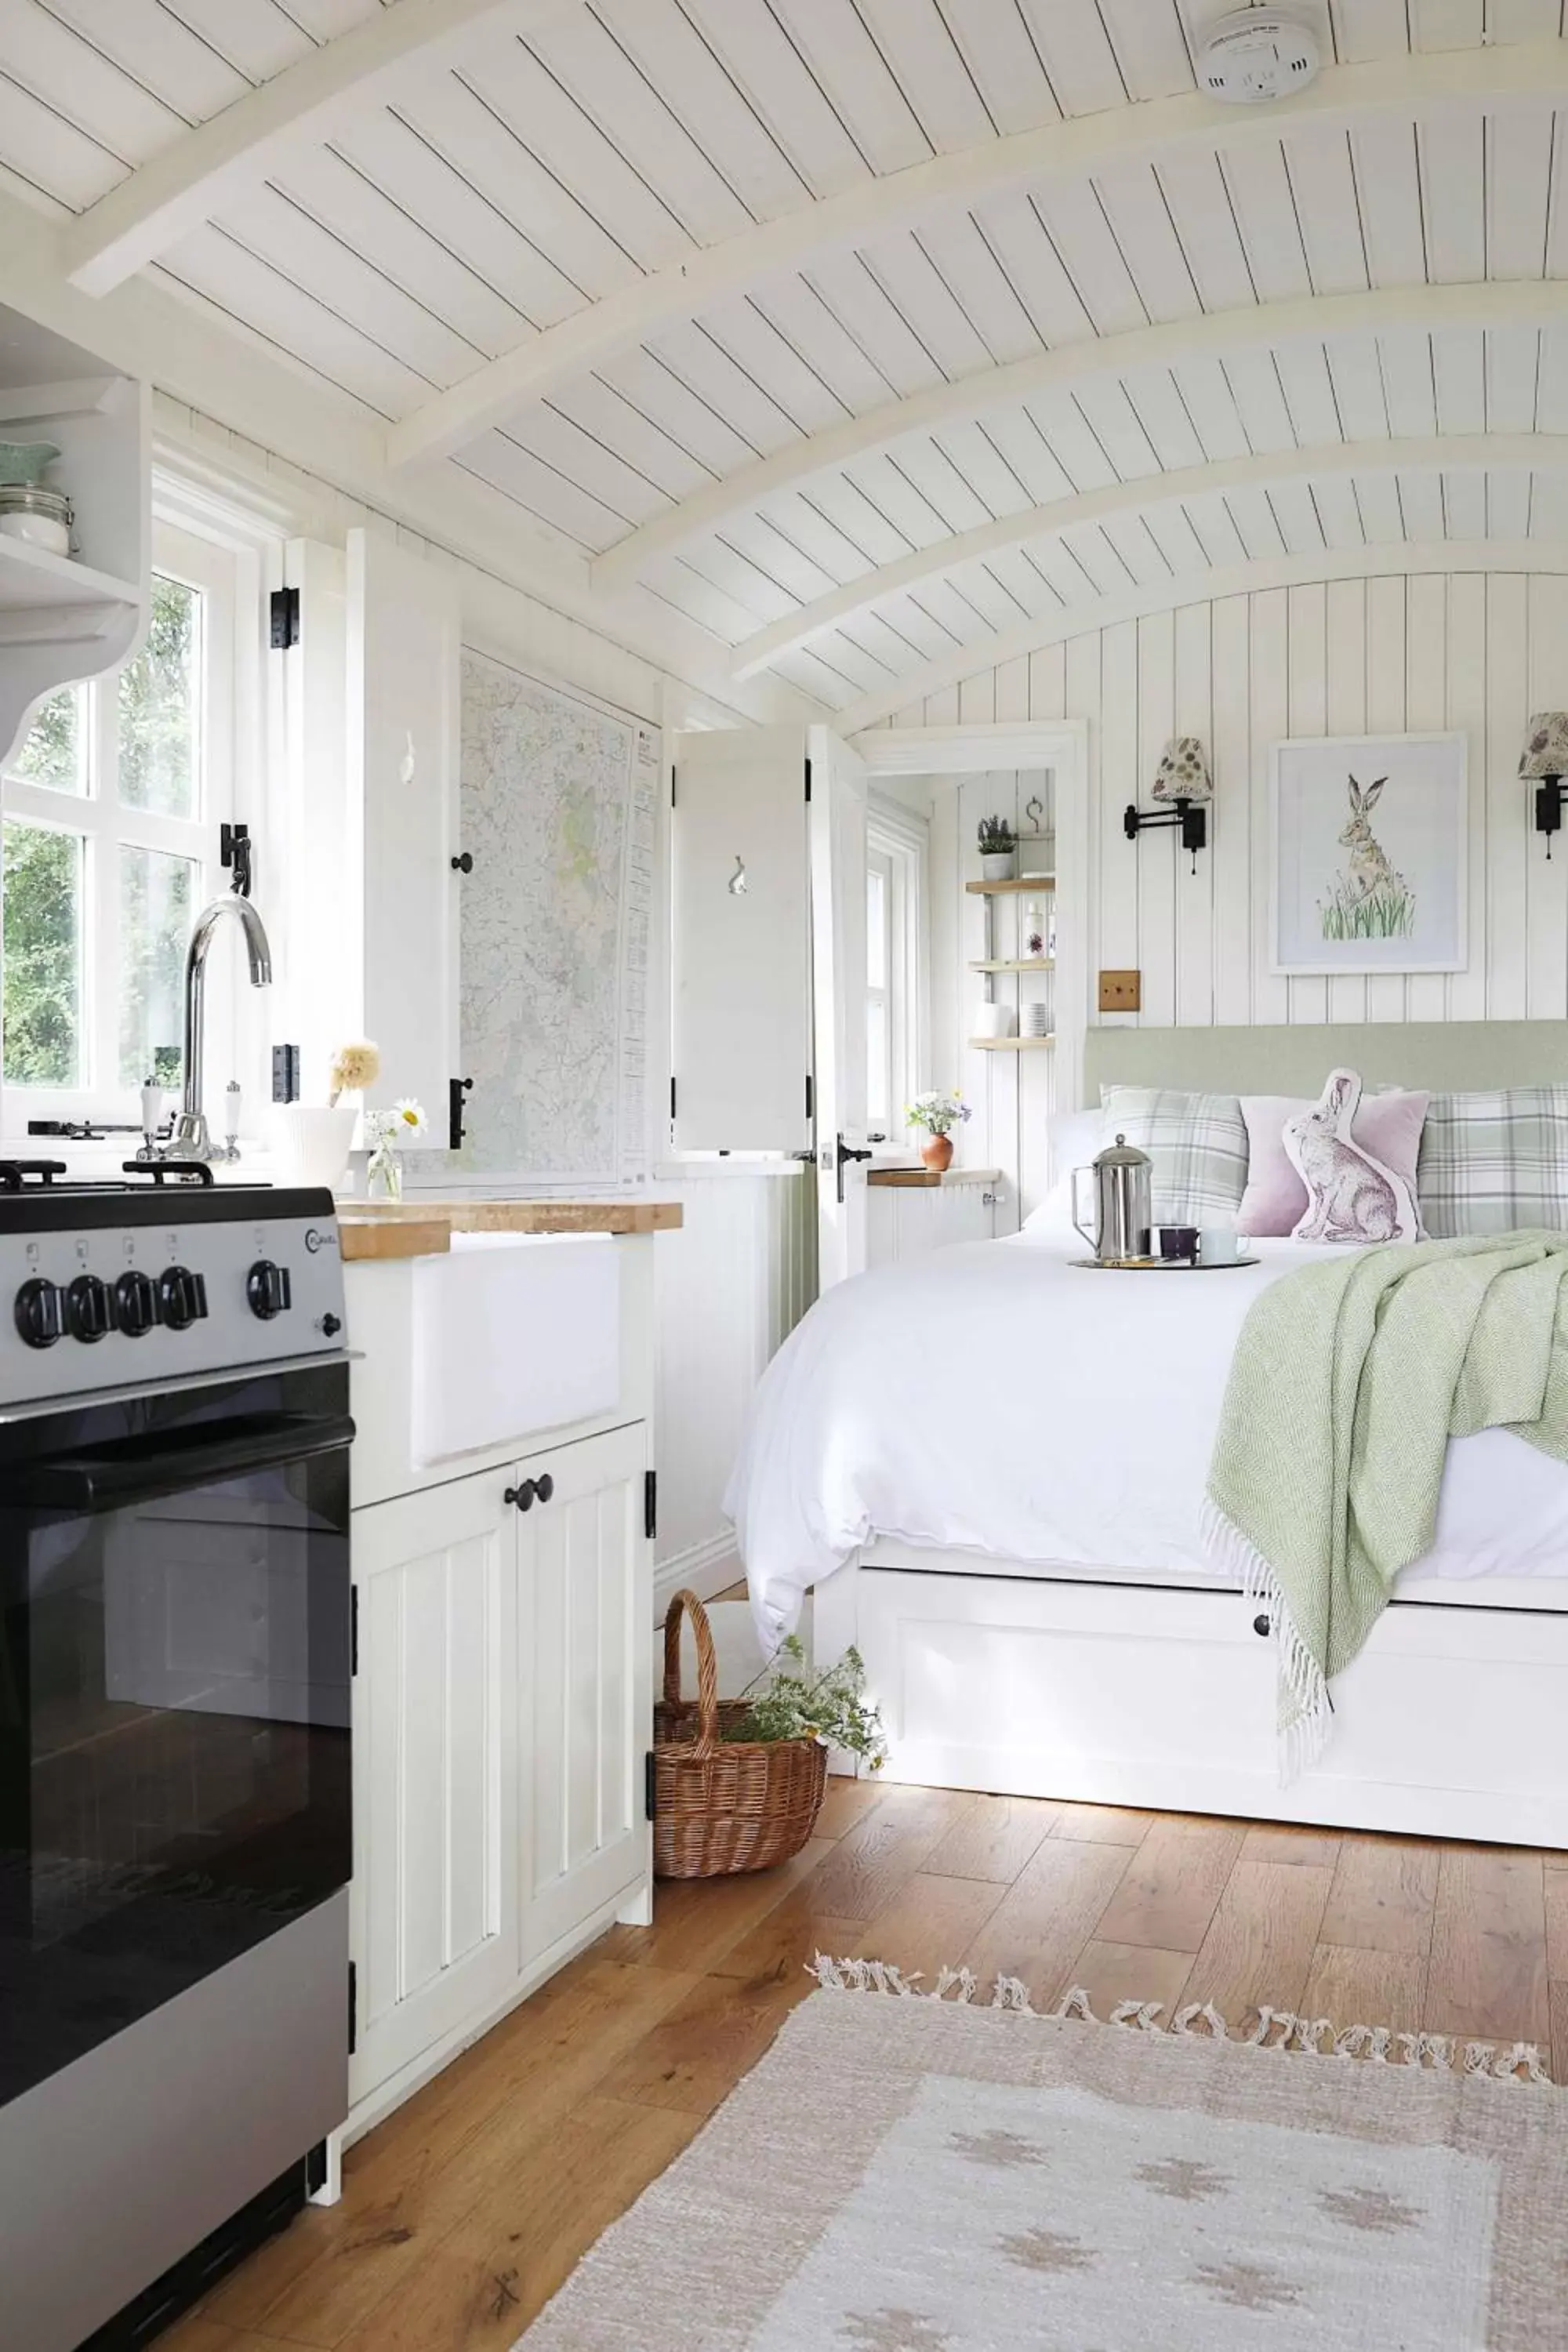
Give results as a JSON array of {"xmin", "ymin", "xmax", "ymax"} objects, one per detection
[{"xmin": 835, "ymin": 1134, "xmax": 873, "ymax": 1202}]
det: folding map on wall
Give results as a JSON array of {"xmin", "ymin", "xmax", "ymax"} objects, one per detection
[{"xmin": 458, "ymin": 650, "xmax": 656, "ymax": 1185}]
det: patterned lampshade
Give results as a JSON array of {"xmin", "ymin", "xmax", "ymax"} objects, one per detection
[
  {"xmin": 1150, "ymin": 735, "xmax": 1213, "ymax": 804},
  {"xmin": 1519, "ymin": 713, "xmax": 1568, "ymax": 779}
]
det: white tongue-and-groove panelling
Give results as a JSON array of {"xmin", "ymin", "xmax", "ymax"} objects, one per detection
[
  {"xmin": 13, "ymin": 2, "xmax": 1568, "ymax": 723},
  {"xmin": 886, "ymin": 567, "xmax": 1568, "ymax": 1218}
]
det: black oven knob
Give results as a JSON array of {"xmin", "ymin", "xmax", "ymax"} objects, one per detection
[
  {"xmin": 14, "ymin": 1277, "xmax": 64, "ymax": 1349},
  {"xmin": 114, "ymin": 1269, "xmax": 158, "ymax": 1338},
  {"xmin": 246, "ymin": 1258, "xmax": 292, "ymax": 1319},
  {"xmin": 159, "ymin": 1265, "xmax": 208, "ymax": 1330},
  {"xmin": 66, "ymin": 1273, "xmax": 113, "ymax": 1343}
]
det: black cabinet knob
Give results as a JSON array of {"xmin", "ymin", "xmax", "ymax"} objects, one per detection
[
  {"xmin": 450, "ymin": 851, "xmax": 474, "ymax": 873},
  {"xmin": 159, "ymin": 1265, "xmax": 208, "ymax": 1330},
  {"xmin": 504, "ymin": 1479, "xmax": 536, "ymax": 1512},
  {"xmin": 1253, "ymin": 1613, "xmax": 1272, "ymax": 1638},
  {"xmin": 14, "ymin": 1278, "xmax": 64, "ymax": 1349},
  {"xmin": 114, "ymin": 1269, "xmax": 157, "ymax": 1338},
  {"xmin": 535, "ymin": 1472, "xmax": 554, "ymax": 1504},
  {"xmin": 320, "ymin": 1312, "xmax": 343, "ymax": 1338},
  {"xmin": 247, "ymin": 1258, "xmax": 292, "ymax": 1319},
  {"xmin": 67, "ymin": 1274, "xmax": 113, "ymax": 1342}
]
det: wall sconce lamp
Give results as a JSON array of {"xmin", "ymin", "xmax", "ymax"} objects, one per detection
[
  {"xmin": 1520, "ymin": 713, "xmax": 1568, "ymax": 857},
  {"xmin": 1125, "ymin": 737, "xmax": 1212, "ymax": 871}
]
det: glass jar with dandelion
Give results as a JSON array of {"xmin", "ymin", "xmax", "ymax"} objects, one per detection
[{"xmin": 364, "ymin": 1098, "xmax": 428, "ymax": 1201}]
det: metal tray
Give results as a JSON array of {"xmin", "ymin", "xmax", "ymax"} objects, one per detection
[{"xmin": 1067, "ymin": 1254, "xmax": 1259, "ymax": 1272}]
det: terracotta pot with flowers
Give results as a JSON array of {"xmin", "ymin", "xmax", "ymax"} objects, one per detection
[{"xmin": 905, "ymin": 1088, "xmax": 970, "ymax": 1173}]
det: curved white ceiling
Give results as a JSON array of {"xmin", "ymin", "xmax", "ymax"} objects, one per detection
[{"xmin": 5, "ymin": 0, "xmax": 1568, "ymax": 716}]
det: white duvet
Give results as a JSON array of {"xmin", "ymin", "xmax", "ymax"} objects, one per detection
[{"xmin": 727, "ymin": 1211, "xmax": 1568, "ymax": 1656}]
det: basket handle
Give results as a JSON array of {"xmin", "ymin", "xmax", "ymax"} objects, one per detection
[{"xmin": 662, "ymin": 1587, "xmax": 720, "ymax": 1761}]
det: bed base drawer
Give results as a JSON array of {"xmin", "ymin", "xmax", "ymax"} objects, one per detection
[{"xmin": 838, "ymin": 1565, "xmax": 1568, "ymax": 1849}]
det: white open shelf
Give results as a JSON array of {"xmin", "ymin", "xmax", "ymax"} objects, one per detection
[
  {"xmin": 0, "ymin": 307, "xmax": 147, "ymax": 764},
  {"xmin": 0, "ymin": 533, "xmax": 141, "ymax": 618}
]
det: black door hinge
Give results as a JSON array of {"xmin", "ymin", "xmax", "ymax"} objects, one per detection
[
  {"xmin": 805, "ymin": 1072, "xmax": 814, "ymax": 1125},
  {"xmin": 448, "ymin": 1075, "xmax": 474, "ymax": 1150},
  {"xmin": 804, "ymin": 757, "xmax": 812, "ymax": 803},
  {"xmin": 670, "ymin": 767, "xmax": 676, "ymax": 808},
  {"xmin": 644, "ymin": 1751, "xmax": 657, "ymax": 1821},
  {"xmin": 670, "ymin": 1076, "xmax": 677, "ymax": 1122},
  {"xmin": 269, "ymin": 586, "xmax": 300, "ymax": 649},
  {"xmin": 220, "ymin": 821, "xmax": 252, "ymax": 898},
  {"xmin": 350, "ymin": 1584, "xmax": 358, "ymax": 1677},
  {"xmin": 644, "ymin": 1468, "xmax": 657, "ymax": 1541},
  {"xmin": 347, "ymin": 1961, "xmax": 357, "ymax": 2056}
]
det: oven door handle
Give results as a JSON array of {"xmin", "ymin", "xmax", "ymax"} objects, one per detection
[{"xmin": 14, "ymin": 1411, "xmax": 356, "ymax": 1513}]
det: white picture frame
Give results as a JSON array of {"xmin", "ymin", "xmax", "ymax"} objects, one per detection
[{"xmin": 1271, "ymin": 732, "xmax": 1469, "ymax": 976}]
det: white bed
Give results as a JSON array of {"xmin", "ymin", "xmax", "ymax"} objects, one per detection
[{"xmin": 727, "ymin": 1022, "xmax": 1568, "ymax": 1849}]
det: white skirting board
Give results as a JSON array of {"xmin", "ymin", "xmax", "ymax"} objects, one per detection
[{"xmin": 813, "ymin": 1547, "xmax": 1568, "ymax": 1849}]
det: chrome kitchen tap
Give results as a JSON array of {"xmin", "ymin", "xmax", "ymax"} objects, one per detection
[{"xmin": 159, "ymin": 893, "xmax": 272, "ymax": 1162}]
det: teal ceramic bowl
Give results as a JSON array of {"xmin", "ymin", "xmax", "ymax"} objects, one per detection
[{"xmin": 0, "ymin": 441, "xmax": 60, "ymax": 486}]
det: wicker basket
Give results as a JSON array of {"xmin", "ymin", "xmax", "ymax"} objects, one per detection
[{"xmin": 652, "ymin": 1588, "xmax": 828, "ymax": 1879}]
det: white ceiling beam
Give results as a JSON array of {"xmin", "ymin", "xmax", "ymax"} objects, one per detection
[
  {"xmin": 390, "ymin": 40, "xmax": 1568, "ymax": 474},
  {"xmin": 0, "ymin": 189, "xmax": 810, "ymax": 728},
  {"xmin": 837, "ymin": 540, "xmax": 1567, "ymax": 735},
  {"xmin": 732, "ymin": 434, "xmax": 1568, "ymax": 677},
  {"xmin": 597, "ymin": 278, "xmax": 1568, "ymax": 593},
  {"xmin": 63, "ymin": 0, "xmax": 568, "ymax": 298}
]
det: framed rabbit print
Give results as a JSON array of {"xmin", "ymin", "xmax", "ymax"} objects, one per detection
[{"xmin": 1270, "ymin": 732, "xmax": 1468, "ymax": 975}]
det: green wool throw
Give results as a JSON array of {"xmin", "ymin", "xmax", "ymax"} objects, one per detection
[{"xmin": 1203, "ymin": 1231, "xmax": 1568, "ymax": 1777}]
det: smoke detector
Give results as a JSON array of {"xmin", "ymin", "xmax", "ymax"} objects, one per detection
[{"xmin": 1196, "ymin": 9, "xmax": 1320, "ymax": 103}]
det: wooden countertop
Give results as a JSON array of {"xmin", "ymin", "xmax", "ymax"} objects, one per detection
[
  {"xmin": 339, "ymin": 1197, "xmax": 684, "ymax": 1261},
  {"xmin": 866, "ymin": 1166, "xmax": 1001, "ymax": 1189}
]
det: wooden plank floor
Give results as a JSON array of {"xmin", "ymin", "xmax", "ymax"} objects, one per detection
[{"xmin": 165, "ymin": 1784, "xmax": 1568, "ymax": 2352}]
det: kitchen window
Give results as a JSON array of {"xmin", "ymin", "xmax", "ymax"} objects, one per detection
[{"xmin": 1, "ymin": 524, "xmax": 246, "ymax": 1132}]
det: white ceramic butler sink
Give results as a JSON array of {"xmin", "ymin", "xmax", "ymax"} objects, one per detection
[{"xmin": 410, "ymin": 1232, "xmax": 621, "ymax": 1465}]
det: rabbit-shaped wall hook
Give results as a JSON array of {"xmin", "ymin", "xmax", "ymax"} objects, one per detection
[{"xmin": 1283, "ymin": 1068, "xmax": 1420, "ymax": 1245}]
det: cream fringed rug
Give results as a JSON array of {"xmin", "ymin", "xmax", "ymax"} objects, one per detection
[{"xmin": 517, "ymin": 1961, "xmax": 1567, "ymax": 2351}]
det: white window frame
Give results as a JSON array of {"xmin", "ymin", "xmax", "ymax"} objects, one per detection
[
  {"xmin": 866, "ymin": 795, "xmax": 927, "ymax": 1149},
  {"xmin": 0, "ymin": 517, "xmax": 257, "ymax": 1136}
]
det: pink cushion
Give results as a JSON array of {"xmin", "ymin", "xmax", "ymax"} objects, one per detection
[{"xmin": 1239, "ymin": 1085, "xmax": 1430, "ymax": 1236}]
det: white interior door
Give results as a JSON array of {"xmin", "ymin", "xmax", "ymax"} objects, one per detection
[
  {"xmin": 810, "ymin": 726, "xmax": 870, "ymax": 1288},
  {"xmin": 670, "ymin": 727, "xmax": 812, "ymax": 1153}
]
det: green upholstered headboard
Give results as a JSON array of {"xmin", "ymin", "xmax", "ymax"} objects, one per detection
[{"xmin": 1080, "ymin": 1022, "xmax": 1568, "ymax": 1106}]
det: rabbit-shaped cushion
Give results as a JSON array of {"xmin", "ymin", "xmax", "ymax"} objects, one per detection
[{"xmin": 1283, "ymin": 1068, "xmax": 1421, "ymax": 1245}]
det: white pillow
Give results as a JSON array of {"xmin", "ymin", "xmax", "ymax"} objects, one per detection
[{"xmin": 1023, "ymin": 1107, "xmax": 1105, "ymax": 1232}]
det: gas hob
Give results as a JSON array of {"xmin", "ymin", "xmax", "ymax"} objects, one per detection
[{"xmin": 0, "ymin": 1160, "xmax": 348, "ymax": 1409}]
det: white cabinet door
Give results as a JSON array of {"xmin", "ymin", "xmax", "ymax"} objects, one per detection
[
  {"xmin": 517, "ymin": 1421, "xmax": 651, "ymax": 1963},
  {"xmin": 349, "ymin": 1469, "xmax": 518, "ymax": 2108}
]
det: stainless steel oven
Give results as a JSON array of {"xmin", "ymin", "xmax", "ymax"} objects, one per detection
[{"xmin": 0, "ymin": 1171, "xmax": 353, "ymax": 2352}]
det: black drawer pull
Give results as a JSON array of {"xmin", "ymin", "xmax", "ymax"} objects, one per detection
[{"xmin": 1253, "ymin": 1612, "xmax": 1271, "ymax": 1637}]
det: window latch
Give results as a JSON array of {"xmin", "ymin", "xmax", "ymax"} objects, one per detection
[{"xmin": 221, "ymin": 822, "xmax": 252, "ymax": 898}]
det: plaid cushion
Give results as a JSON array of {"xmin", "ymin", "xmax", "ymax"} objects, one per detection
[
  {"xmin": 1101, "ymin": 1085, "xmax": 1249, "ymax": 1225},
  {"xmin": 1417, "ymin": 1087, "xmax": 1568, "ymax": 1237}
]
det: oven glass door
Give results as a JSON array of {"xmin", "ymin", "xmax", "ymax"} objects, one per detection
[{"xmin": 0, "ymin": 1365, "xmax": 352, "ymax": 2109}]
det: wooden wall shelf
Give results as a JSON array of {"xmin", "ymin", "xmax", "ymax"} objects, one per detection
[
  {"xmin": 969, "ymin": 1033, "xmax": 1055, "ymax": 1051},
  {"xmin": 965, "ymin": 875, "xmax": 1055, "ymax": 894},
  {"xmin": 968, "ymin": 957, "xmax": 1054, "ymax": 974}
]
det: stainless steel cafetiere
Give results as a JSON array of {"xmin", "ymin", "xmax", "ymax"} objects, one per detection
[{"xmin": 1072, "ymin": 1132, "xmax": 1153, "ymax": 1262}]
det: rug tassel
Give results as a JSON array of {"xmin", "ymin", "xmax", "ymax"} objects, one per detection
[{"xmin": 810, "ymin": 1959, "xmax": 1552, "ymax": 2087}]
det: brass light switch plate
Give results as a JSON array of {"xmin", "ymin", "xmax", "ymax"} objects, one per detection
[{"xmin": 1099, "ymin": 969, "xmax": 1142, "ymax": 1013}]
